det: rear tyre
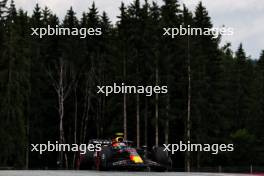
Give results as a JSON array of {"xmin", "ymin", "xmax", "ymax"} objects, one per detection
[
  {"xmin": 100, "ymin": 146, "xmax": 112, "ymax": 170},
  {"xmin": 152, "ymin": 146, "xmax": 172, "ymax": 171},
  {"xmin": 79, "ymin": 150, "xmax": 94, "ymax": 170}
]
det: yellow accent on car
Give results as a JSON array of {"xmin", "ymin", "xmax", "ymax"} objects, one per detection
[{"xmin": 130, "ymin": 155, "xmax": 143, "ymax": 163}]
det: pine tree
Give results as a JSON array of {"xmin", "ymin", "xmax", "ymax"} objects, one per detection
[
  {"xmin": 192, "ymin": 1, "xmax": 222, "ymax": 169},
  {"xmin": 233, "ymin": 44, "xmax": 253, "ymax": 128},
  {"xmin": 0, "ymin": 0, "xmax": 30, "ymax": 167},
  {"xmin": 0, "ymin": 0, "xmax": 7, "ymax": 19},
  {"xmin": 149, "ymin": 1, "xmax": 161, "ymax": 147},
  {"xmin": 117, "ymin": 2, "xmax": 129, "ymax": 140},
  {"xmin": 182, "ymin": 5, "xmax": 193, "ymax": 172},
  {"xmin": 31, "ymin": 3, "xmax": 42, "ymax": 26},
  {"xmin": 42, "ymin": 6, "xmax": 52, "ymax": 25}
]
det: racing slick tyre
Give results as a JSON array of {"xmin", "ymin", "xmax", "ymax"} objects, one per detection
[
  {"xmin": 152, "ymin": 146, "xmax": 172, "ymax": 171},
  {"xmin": 79, "ymin": 150, "xmax": 95, "ymax": 170},
  {"xmin": 100, "ymin": 146, "xmax": 112, "ymax": 170}
]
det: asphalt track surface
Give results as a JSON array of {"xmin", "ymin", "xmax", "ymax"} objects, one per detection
[{"xmin": 0, "ymin": 171, "xmax": 255, "ymax": 176}]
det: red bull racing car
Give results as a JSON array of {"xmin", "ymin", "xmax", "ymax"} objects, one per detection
[{"xmin": 78, "ymin": 133, "xmax": 172, "ymax": 171}]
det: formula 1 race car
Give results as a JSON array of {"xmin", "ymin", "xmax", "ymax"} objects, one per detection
[{"xmin": 78, "ymin": 133, "xmax": 172, "ymax": 171}]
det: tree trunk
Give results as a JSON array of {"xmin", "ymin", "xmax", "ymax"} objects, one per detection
[
  {"xmin": 136, "ymin": 93, "xmax": 140, "ymax": 148},
  {"xmin": 185, "ymin": 35, "xmax": 191, "ymax": 172},
  {"xmin": 73, "ymin": 86, "xmax": 78, "ymax": 168},
  {"xmin": 25, "ymin": 95, "xmax": 30, "ymax": 169},
  {"xmin": 101, "ymin": 93, "xmax": 105, "ymax": 135},
  {"xmin": 197, "ymin": 150, "xmax": 201, "ymax": 171},
  {"xmin": 58, "ymin": 60, "xmax": 65, "ymax": 169},
  {"xmin": 82, "ymin": 91, "xmax": 91, "ymax": 144},
  {"xmin": 165, "ymin": 94, "xmax": 170, "ymax": 145},
  {"xmin": 48, "ymin": 58, "xmax": 75, "ymax": 169},
  {"xmin": 155, "ymin": 64, "xmax": 159, "ymax": 147},
  {"xmin": 96, "ymin": 97, "xmax": 101, "ymax": 138},
  {"xmin": 124, "ymin": 94, "xmax": 127, "ymax": 139},
  {"xmin": 144, "ymin": 97, "xmax": 148, "ymax": 146},
  {"xmin": 123, "ymin": 55, "xmax": 127, "ymax": 140}
]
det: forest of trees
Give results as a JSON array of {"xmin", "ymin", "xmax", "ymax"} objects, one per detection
[{"xmin": 0, "ymin": 0, "xmax": 263, "ymax": 171}]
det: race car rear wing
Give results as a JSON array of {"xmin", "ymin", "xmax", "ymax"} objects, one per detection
[{"xmin": 89, "ymin": 139, "xmax": 111, "ymax": 146}]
